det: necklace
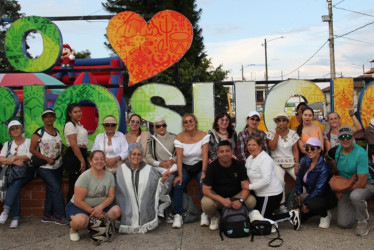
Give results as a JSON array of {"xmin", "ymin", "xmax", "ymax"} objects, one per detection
[
  {"xmin": 281, "ymin": 135, "xmax": 288, "ymax": 143},
  {"xmin": 218, "ymin": 130, "xmax": 228, "ymax": 136}
]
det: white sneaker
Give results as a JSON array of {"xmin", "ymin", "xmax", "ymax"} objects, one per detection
[
  {"xmin": 319, "ymin": 210, "xmax": 331, "ymax": 229},
  {"xmin": 200, "ymin": 212, "xmax": 210, "ymax": 227},
  {"xmin": 0, "ymin": 211, "xmax": 8, "ymax": 224},
  {"xmin": 278, "ymin": 205, "xmax": 288, "ymax": 214},
  {"xmin": 289, "ymin": 209, "xmax": 301, "ymax": 231},
  {"xmin": 70, "ymin": 229, "xmax": 80, "ymax": 242},
  {"xmin": 166, "ymin": 214, "xmax": 174, "ymax": 224},
  {"xmin": 209, "ymin": 217, "xmax": 219, "ymax": 231},
  {"xmin": 9, "ymin": 219, "xmax": 18, "ymax": 229},
  {"xmin": 172, "ymin": 214, "xmax": 183, "ymax": 229},
  {"xmin": 158, "ymin": 209, "xmax": 165, "ymax": 218}
]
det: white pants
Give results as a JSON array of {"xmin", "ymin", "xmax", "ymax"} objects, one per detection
[{"xmin": 274, "ymin": 163, "xmax": 296, "ymax": 204}]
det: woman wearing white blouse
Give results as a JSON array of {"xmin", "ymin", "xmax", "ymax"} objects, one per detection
[
  {"xmin": 63, "ymin": 103, "xmax": 89, "ymax": 202},
  {"xmin": 241, "ymin": 134, "xmax": 301, "ymax": 230},
  {"xmin": 172, "ymin": 114, "xmax": 210, "ymax": 229},
  {"xmin": 91, "ymin": 115, "xmax": 128, "ymax": 173}
]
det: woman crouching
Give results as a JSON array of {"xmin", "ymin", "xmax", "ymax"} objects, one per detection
[
  {"xmin": 116, "ymin": 143, "xmax": 171, "ymax": 233},
  {"xmin": 66, "ymin": 150, "xmax": 121, "ymax": 242}
]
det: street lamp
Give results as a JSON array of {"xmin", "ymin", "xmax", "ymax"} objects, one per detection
[{"xmin": 241, "ymin": 64, "xmax": 255, "ymax": 81}]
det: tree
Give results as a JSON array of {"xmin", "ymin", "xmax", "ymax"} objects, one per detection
[
  {"xmin": 102, "ymin": 0, "xmax": 229, "ymax": 114},
  {"xmin": 0, "ymin": 0, "xmax": 23, "ymax": 71},
  {"xmin": 74, "ymin": 49, "xmax": 91, "ymax": 59}
]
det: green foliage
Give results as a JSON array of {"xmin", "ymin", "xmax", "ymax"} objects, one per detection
[
  {"xmin": 103, "ymin": 0, "xmax": 230, "ymax": 114},
  {"xmin": 75, "ymin": 49, "xmax": 91, "ymax": 59},
  {"xmin": 0, "ymin": 0, "xmax": 23, "ymax": 71}
]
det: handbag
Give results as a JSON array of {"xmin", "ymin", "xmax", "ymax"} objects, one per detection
[
  {"xmin": 0, "ymin": 165, "xmax": 9, "ymax": 201},
  {"xmin": 184, "ymin": 161, "xmax": 202, "ymax": 176},
  {"xmin": 88, "ymin": 213, "xmax": 114, "ymax": 245},
  {"xmin": 329, "ymin": 173, "xmax": 357, "ymax": 192},
  {"xmin": 7, "ymin": 164, "xmax": 28, "ymax": 184}
]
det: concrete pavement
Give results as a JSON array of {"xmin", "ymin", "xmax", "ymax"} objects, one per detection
[{"xmin": 1, "ymin": 205, "xmax": 374, "ymax": 249}]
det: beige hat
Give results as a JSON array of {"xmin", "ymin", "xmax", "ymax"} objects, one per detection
[
  {"xmin": 102, "ymin": 116, "xmax": 117, "ymax": 124},
  {"xmin": 273, "ymin": 111, "xmax": 289, "ymax": 122}
]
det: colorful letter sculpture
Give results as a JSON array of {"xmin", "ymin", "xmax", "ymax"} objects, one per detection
[
  {"xmin": 107, "ymin": 10, "xmax": 193, "ymax": 86},
  {"xmin": 5, "ymin": 16, "xmax": 62, "ymax": 72}
]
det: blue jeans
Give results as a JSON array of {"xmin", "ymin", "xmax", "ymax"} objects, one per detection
[
  {"xmin": 173, "ymin": 167, "xmax": 203, "ymax": 215},
  {"xmin": 4, "ymin": 166, "xmax": 35, "ymax": 219},
  {"xmin": 37, "ymin": 167, "xmax": 66, "ymax": 219}
]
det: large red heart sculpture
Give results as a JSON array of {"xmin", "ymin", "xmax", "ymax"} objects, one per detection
[{"xmin": 107, "ymin": 10, "xmax": 193, "ymax": 86}]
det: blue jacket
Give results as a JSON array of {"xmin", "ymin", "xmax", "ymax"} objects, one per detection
[{"xmin": 295, "ymin": 156, "xmax": 332, "ymax": 205}]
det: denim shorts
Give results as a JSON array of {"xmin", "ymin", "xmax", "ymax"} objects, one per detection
[{"xmin": 66, "ymin": 201, "xmax": 117, "ymax": 220}]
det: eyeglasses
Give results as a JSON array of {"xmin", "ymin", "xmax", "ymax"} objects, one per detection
[
  {"xmin": 103, "ymin": 123, "xmax": 116, "ymax": 128},
  {"xmin": 275, "ymin": 118, "xmax": 288, "ymax": 123},
  {"xmin": 305, "ymin": 146, "xmax": 319, "ymax": 152},
  {"xmin": 155, "ymin": 123, "xmax": 167, "ymax": 129},
  {"xmin": 219, "ymin": 118, "xmax": 230, "ymax": 123},
  {"xmin": 130, "ymin": 120, "xmax": 141, "ymax": 125},
  {"xmin": 249, "ymin": 117, "xmax": 260, "ymax": 122},
  {"xmin": 338, "ymin": 134, "xmax": 353, "ymax": 141},
  {"xmin": 184, "ymin": 119, "xmax": 194, "ymax": 124}
]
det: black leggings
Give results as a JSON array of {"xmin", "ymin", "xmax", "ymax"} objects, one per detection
[
  {"xmin": 63, "ymin": 147, "xmax": 87, "ymax": 202},
  {"xmin": 255, "ymin": 192, "xmax": 290, "ymax": 222}
]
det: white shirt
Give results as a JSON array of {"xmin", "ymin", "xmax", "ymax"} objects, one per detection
[
  {"xmin": 91, "ymin": 131, "xmax": 129, "ymax": 160},
  {"xmin": 174, "ymin": 134, "xmax": 210, "ymax": 165},
  {"xmin": 245, "ymin": 151, "xmax": 283, "ymax": 197},
  {"xmin": 266, "ymin": 129, "xmax": 299, "ymax": 165},
  {"xmin": 1, "ymin": 138, "xmax": 32, "ymax": 160},
  {"xmin": 64, "ymin": 121, "xmax": 88, "ymax": 146}
]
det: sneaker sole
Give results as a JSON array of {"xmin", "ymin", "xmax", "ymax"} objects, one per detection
[
  {"xmin": 291, "ymin": 210, "xmax": 301, "ymax": 231},
  {"xmin": 41, "ymin": 220, "xmax": 55, "ymax": 223}
]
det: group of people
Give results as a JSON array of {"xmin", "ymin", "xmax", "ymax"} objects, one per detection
[{"xmin": 0, "ymin": 101, "xmax": 373, "ymax": 242}]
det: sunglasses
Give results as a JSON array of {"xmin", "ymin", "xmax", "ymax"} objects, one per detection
[
  {"xmin": 103, "ymin": 123, "xmax": 116, "ymax": 128},
  {"xmin": 249, "ymin": 117, "xmax": 260, "ymax": 122},
  {"xmin": 275, "ymin": 118, "xmax": 288, "ymax": 123},
  {"xmin": 130, "ymin": 120, "xmax": 141, "ymax": 125},
  {"xmin": 305, "ymin": 146, "xmax": 319, "ymax": 152},
  {"xmin": 219, "ymin": 118, "xmax": 230, "ymax": 123},
  {"xmin": 184, "ymin": 119, "xmax": 194, "ymax": 124},
  {"xmin": 338, "ymin": 134, "xmax": 353, "ymax": 141},
  {"xmin": 155, "ymin": 123, "xmax": 167, "ymax": 129}
]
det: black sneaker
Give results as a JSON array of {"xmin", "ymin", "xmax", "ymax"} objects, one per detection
[
  {"xmin": 290, "ymin": 209, "xmax": 300, "ymax": 231},
  {"xmin": 41, "ymin": 215, "xmax": 55, "ymax": 223},
  {"xmin": 55, "ymin": 217, "xmax": 69, "ymax": 225}
]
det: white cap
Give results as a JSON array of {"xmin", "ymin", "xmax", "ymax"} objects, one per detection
[
  {"xmin": 8, "ymin": 120, "xmax": 22, "ymax": 133},
  {"xmin": 247, "ymin": 111, "xmax": 260, "ymax": 119},
  {"xmin": 154, "ymin": 117, "xmax": 166, "ymax": 124},
  {"xmin": 41, "ymin": 108, "xmax": 56, "ymax": 117}
]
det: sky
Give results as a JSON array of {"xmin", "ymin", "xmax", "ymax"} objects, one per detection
[{"xmin": 14, "ymin": 0, "xmax": 374, "ymax": 83}]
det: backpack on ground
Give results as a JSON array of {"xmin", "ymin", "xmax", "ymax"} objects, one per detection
[
  {"xmin": 182, "ymin": 192, "xmax": 199, "ymax": 223},
  {"xmin": 219, "ymin": 205, "xmax": 251, "ymax": 240}
]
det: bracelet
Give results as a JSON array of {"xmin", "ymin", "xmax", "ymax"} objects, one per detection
[
  {"xmin": 202, "ymin": 170, "xmax": 207, "ymax": 173},
  {"xmin": 350, "ymin": 112, "xmax": 356, "ymax": 117},
  {"xmin": 294, "ymin": 163, "xmax": 300, "ymax": 166}
]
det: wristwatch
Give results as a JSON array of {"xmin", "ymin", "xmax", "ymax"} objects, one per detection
[{"xmin": 239, "ymin": 198, "xmax": 244, "ymax": 203}]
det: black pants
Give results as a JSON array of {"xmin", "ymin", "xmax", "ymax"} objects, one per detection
[
  {"xmin": 301, "ymin": 190, "xmax": 337, "ymax": 221},
  {"xmin": 255, "ymin": 192, "xmax": 290, "ymax": 222},
  {"xmin": 63, "ymin": 147, "xmax": 87, "ymax": 203}
]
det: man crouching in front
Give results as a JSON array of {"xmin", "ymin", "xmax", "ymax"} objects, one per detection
[{"xmin": 201, "ymin": 140, "xmax": 256, "ymax": 230}]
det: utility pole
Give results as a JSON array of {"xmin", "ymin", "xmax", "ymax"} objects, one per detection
[
  {"xmin": 264, "ymin": 39, "xmax": 268, "ymax": 82},
  {"xmin": 323, "ymin": 0, "xmax": 336, "ymax": 78}
]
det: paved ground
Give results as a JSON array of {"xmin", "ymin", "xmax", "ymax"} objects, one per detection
[{"xmin": 1, "ymin": 206, "xmax": 374, "ymax": 250}]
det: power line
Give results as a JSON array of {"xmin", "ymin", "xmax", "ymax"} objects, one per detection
[
  {"xmin": 333, "ymin": 6, "xmax": 374, "ymax": 18},
  {"xmin": 337, "ymin": 36, "xmax": 374, "ymax": 45},
  {"xmin": 271, "ymin": 40, "xmax": 329, "ymax": 79},
  {"xmin": 335, "ymin": 21, "xmax": 374, "ymax": 38}
]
